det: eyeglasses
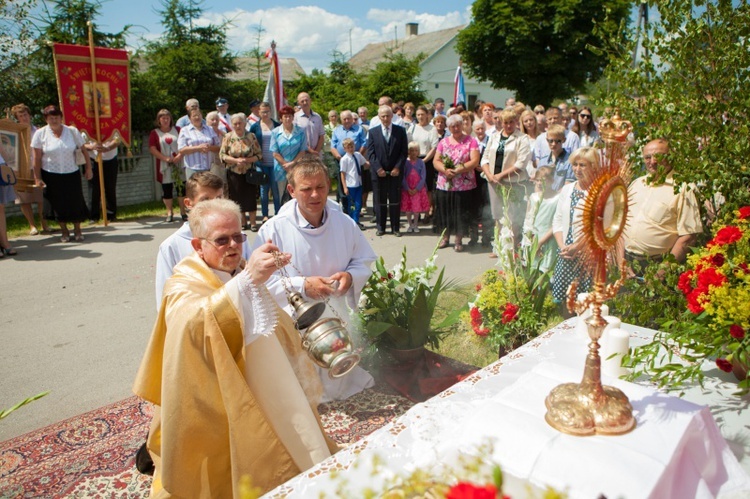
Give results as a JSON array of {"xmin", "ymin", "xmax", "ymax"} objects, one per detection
[
  {"xmin": 547, "ymin": 139, "xmax": 563, "ymax": 144},
  {"xmin": 201, "ymin": 233, "xmax": 247, "ymax": 247},
  {"xmin": 643, "ymin": 154, "xmax": 666, "ymax": 162},
  {"xmin": 579, "ymin": 114, "xmax": 592, "ymax": 119}
]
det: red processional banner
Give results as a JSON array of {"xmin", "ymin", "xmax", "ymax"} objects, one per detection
[{"xmin": 52, "ymin": 43, "xmax": 131, "ymax": 148}]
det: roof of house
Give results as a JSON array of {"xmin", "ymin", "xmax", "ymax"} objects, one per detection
[
  {"xmin": 229, "ymin": 57, "xmax": 306, "ymax": 81},
  {"xmin": 348, "ymin": 25, "xmax": 464, "ymax": 70}
]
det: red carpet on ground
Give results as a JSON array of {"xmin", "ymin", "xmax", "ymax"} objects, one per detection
[{"xmin": 0, "ymin": 382, "xmax": 415, "ymax": 498}]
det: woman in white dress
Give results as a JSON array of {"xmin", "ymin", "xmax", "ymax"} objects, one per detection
[{"xmin": 31, "ymin": 105, "xmax": 93, "ymax": 243}]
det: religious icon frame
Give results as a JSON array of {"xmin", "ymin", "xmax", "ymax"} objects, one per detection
[{"xmin": 0, "ymin": 119, "xmax": 34, "ymax": 191}]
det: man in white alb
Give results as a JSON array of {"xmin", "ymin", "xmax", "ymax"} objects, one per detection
[{"xmin": 252, "ymin": 156, "xmax": 377, "ymax": 401}]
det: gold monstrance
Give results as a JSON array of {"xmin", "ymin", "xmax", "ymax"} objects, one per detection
[{"xmin": 544, "ymin": 112, "xmax": 637, "ymax": 436}]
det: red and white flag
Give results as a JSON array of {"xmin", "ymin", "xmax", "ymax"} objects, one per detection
[{"xmin": 263, "ymin": 41, "xmax": 287, "ymax": 120}]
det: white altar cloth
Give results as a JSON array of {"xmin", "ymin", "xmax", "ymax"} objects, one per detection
[{"xmin": 264, "ymin": 319, "xmax": 750, "ymax": 498}]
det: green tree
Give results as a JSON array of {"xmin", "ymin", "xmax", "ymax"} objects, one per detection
[
  {"xmin": 599, "ymin": 0, "xmax": 750, "ymax": 221},
  {"xmin": 456, "ymin": 0, "xmax": 631, "ymax": 106},
  {"xmin": 288, "ymin": 52, "xmax": 366, "ymax": 114},
  {"xmin": 0, "ymin": 0, "xmax": 129, "ymax": 119},
  {"xmin": 289, "ymin": 50, "xmax": 427, "ymax": 116},
  {"xmin": 135, "ymin": 0, "xmax": 238, "ymax": 130},
  {"xmin": 363, "ymin": 50, "xmax": 426, "ymax": 108},
  {"xmin": 0, "ymin": 0, "xmax": 37, "ymax": 71}
]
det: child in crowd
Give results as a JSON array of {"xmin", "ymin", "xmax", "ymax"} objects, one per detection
[
  {"xmin": 540, "ymin": 125, "xmax": 573, "ymax": 192},
  {"xmin": 401, "ymin": 142, "xmax": 430, "ymax": 233},
  {"xmin": 339, "ymin": 138, "xmax": 368, "ymax": 227},
  {"xmin": 521, "ymin": 166, "xmax": 559, "ymax": 272}
]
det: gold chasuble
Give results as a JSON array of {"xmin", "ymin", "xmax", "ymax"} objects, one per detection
[{"xmin": 133, "ymin": 254, "xmax": 338, "ymax": 497}]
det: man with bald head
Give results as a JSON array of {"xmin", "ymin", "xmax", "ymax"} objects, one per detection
[
  {"xmin": 369, "ymin": 96, "xmax": 405, "ymax": 128},
  {"xmin": 294, "ymin": 92, "xmax": 325, "ymax": 157},
  {"xmin": 624, "ymin": 138, "xmax": 702, "ymax": 271}
]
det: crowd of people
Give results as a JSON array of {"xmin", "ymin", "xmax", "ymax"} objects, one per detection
[{"xmin": 1, "ymin": 90, "xmax": 708, "ymax": 495}]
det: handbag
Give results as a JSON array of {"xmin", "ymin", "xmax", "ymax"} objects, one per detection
[
  {"xmin": 75, "ymin": 148, "xmax": 86, "ymax": 166},
  {"xmin": 0, "ymin": 162, "xmax": 17, "ymax": 186},
  {"xmin": 245, "ymin": 167, "xmax": 269, "ymax": 185}
]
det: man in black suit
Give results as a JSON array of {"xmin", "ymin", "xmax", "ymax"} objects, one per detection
[{"xmin": 366, "ymin": 105, "xmax": 408, "ymax": 237}]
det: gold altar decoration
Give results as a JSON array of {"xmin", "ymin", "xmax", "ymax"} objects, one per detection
[{"xmin": 544, "ymin": 112, "xmax": 637, "ymax": 436}]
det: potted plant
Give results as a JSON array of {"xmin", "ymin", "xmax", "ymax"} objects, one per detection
[
  {"xmin": 626, "ymin": 206, "xmax": 750, "ymax": 395},
  {"xmin": 357, "ymin": 243, "xmax": 465, "ymax": 359}
]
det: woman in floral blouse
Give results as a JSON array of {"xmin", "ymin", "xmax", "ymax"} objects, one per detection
[
  {"xmin": 432, "ymin": 114, "xmax": 480, "ymax": 252},
  {"xmin": 219, "ymin": 113, "xmax": 262, "ymax": 231}
]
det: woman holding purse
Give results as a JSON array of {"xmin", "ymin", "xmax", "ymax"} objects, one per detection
[{"xmin": 220, "ymin": 113, "xmax": 262, "ymax": 231}]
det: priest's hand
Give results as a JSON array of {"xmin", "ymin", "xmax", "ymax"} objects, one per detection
[
  {"xmin": 305, "ymin": 276, "xmax": 340, "ymax": 299},
  {"xmin": 246, "ymin": 240, "xmax": 290, "ymax": 285},
  {"xmin": 329, "ymin": 271, "xmax": 353, "ymax": 296}
]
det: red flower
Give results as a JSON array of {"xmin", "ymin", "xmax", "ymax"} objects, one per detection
[
  {"xmin": 738, "ymin": 206, "xmax": 750, "ymax": 220},
  {"xmin": 470, "ymin": 307, "xmax": 490, "ymax": 336},
  {"xmin": 710, "ymin": 253, "xmax": 726, "ymax": 267},
  {"xmin": 677, "ymin": 270, "xmax": 694, "ymax": 295},
  {"xmin": 475, "ymin": 283, "xmax": 482, "ymax": 292},
  {"xmin": 501, "ymin": 302, "xmax": 519, "ymax": 324},
  {"xmin": 470, "ymin": 306, "xmax": 482, "ymax": 322},
  {"xmin": 446, "ymin": 482, "xmax": 498, "ymax": 499},
  {"xmin": 686, "ymin": 289, "xmax": 705, "ymax": 314},
  {"xmin": 708, "ymin": 226, "xmax": 743, "ymax": 247},
  {"xmin": 695, "ymin": 267, "xmax": 727, "ymax": 291},
  {"xmin": 716, "ymin": 358, "xmax": 732, "ymax": 373},
  {"xmin": 729, "ymin": 325, "xmax": 745, "ymax": 340}
]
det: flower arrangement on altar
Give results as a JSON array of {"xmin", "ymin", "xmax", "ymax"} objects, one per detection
[
  {"xmin": 626, "ymin": 206, "xmax": 750, "ymax": 394},
  {"xmin": 242, "ymin": 443, "xmax": 567, "ymax": 498},
  {"xmin": 357, "ymin": 242, "xmax": 465, "ymax": 351}
]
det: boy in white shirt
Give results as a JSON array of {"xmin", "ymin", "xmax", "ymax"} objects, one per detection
[{"xmin": 339, "ymin": 138, "xmax": 369, "ymax": 228}]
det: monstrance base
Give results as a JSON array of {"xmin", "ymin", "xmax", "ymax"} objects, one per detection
[{"xmin": 545, "ymin": 382, "xmax": 636, "ymax": 436}]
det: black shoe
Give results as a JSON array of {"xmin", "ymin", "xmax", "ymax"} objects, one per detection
[
  {"xmin": 135, "ymin": 441, "xmax": 155, "ymax": 476},
  {"xmin": 467, "ymin": 239, "xmax": 477, "ymax": 248},
  {"xmin": 393, "ymin": 231, "xmax": 401, "ymax": 237},
  {"xmin": 376, "ymin": 230, "xmax": 385, "ymax": 236},
  {"xmin": 358, "ymin": 223, "xmax": 365, "ymax": 230}
]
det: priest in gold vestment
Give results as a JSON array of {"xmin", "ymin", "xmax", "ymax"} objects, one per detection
[{"xmin": 133, "ymin": 198, "xmax": 338, "ymax": 497}]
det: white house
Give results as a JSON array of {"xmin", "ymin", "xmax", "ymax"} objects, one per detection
[{"xmin": 348, "ymin": 23, "xmax": 514, "ymax": 110}]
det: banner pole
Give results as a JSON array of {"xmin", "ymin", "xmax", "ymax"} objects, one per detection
[{"xmin": 88, "ymin": 21, "xmax": 108, "ymax": 226}]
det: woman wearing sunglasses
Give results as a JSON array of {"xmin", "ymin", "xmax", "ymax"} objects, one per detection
[{"xmin": 573, "ymin": 106, "xmax": 600, "ymax": 148}]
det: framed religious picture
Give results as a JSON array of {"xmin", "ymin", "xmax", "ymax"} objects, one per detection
[{"xmin": 0, "ymin": 119, "xmax": 34, "ymax": 191}]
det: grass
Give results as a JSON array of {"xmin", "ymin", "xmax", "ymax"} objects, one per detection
[
  {"xmin": 431, "ymin": 281, "xmax": 499, "ymax": 369},
  {"xmin": 6, "ymin": 200, "xmax": 166, "ymax": 239}
]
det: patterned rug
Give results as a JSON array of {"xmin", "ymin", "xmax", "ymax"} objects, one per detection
[{"xmin": 0, "ymin": 382, "xmax": 415, "ymax": 498}]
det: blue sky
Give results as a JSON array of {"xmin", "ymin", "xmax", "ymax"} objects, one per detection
[{"xmin": 76, "ymin": 1, "xmax": 475, "ymax": 72}]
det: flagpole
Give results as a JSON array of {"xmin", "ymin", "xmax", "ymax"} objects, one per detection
[{"xmin": 87, "ymin": 21, "xmax": 108, "ymax": 226}]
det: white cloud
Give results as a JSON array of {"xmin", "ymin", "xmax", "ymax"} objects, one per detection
[{"xmin": 189, "ymin": 6, "xmax": 470, "ymax": 73}]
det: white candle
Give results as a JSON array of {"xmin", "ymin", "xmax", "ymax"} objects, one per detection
[
  {"xmin": 601, "ymin": 315, "xmax": 622, "ymax": 344},
  {"xmin": 602, "ymin": 328, "xmax": 630, "ymax": 377}
]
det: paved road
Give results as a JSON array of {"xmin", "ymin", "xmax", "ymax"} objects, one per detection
[{"xmin": 0, "ymin": 208, "xmax": 496, "ymax": 440}]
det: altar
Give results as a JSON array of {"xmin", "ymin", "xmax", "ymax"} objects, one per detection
[{"xmin": 264, "ymin": 319, "xmax": 750, "ymax": 498}]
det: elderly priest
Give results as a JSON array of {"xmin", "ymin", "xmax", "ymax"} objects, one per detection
[{"xmin": 133, "ymin": 198, "xmax": 337, "ymax": 497}]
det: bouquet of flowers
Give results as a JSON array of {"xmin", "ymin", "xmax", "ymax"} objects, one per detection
[
  {"xmin": 626, "ymin": 206, "xmax": 750, "ymax": 394},
  {"xmin": 468, "ymin": 188, "xmax": 560, "ymax": 356},
  {"xmin": 468, "ymin": 267, "xmax": 558, "ymax": 356},
  {"xmin": 357, "ymin": 242, "xmax": 464, "ymax": 350},
  {"xmin": 440, "ymin": 154, "xmax": 458, "ymax": 190}
]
